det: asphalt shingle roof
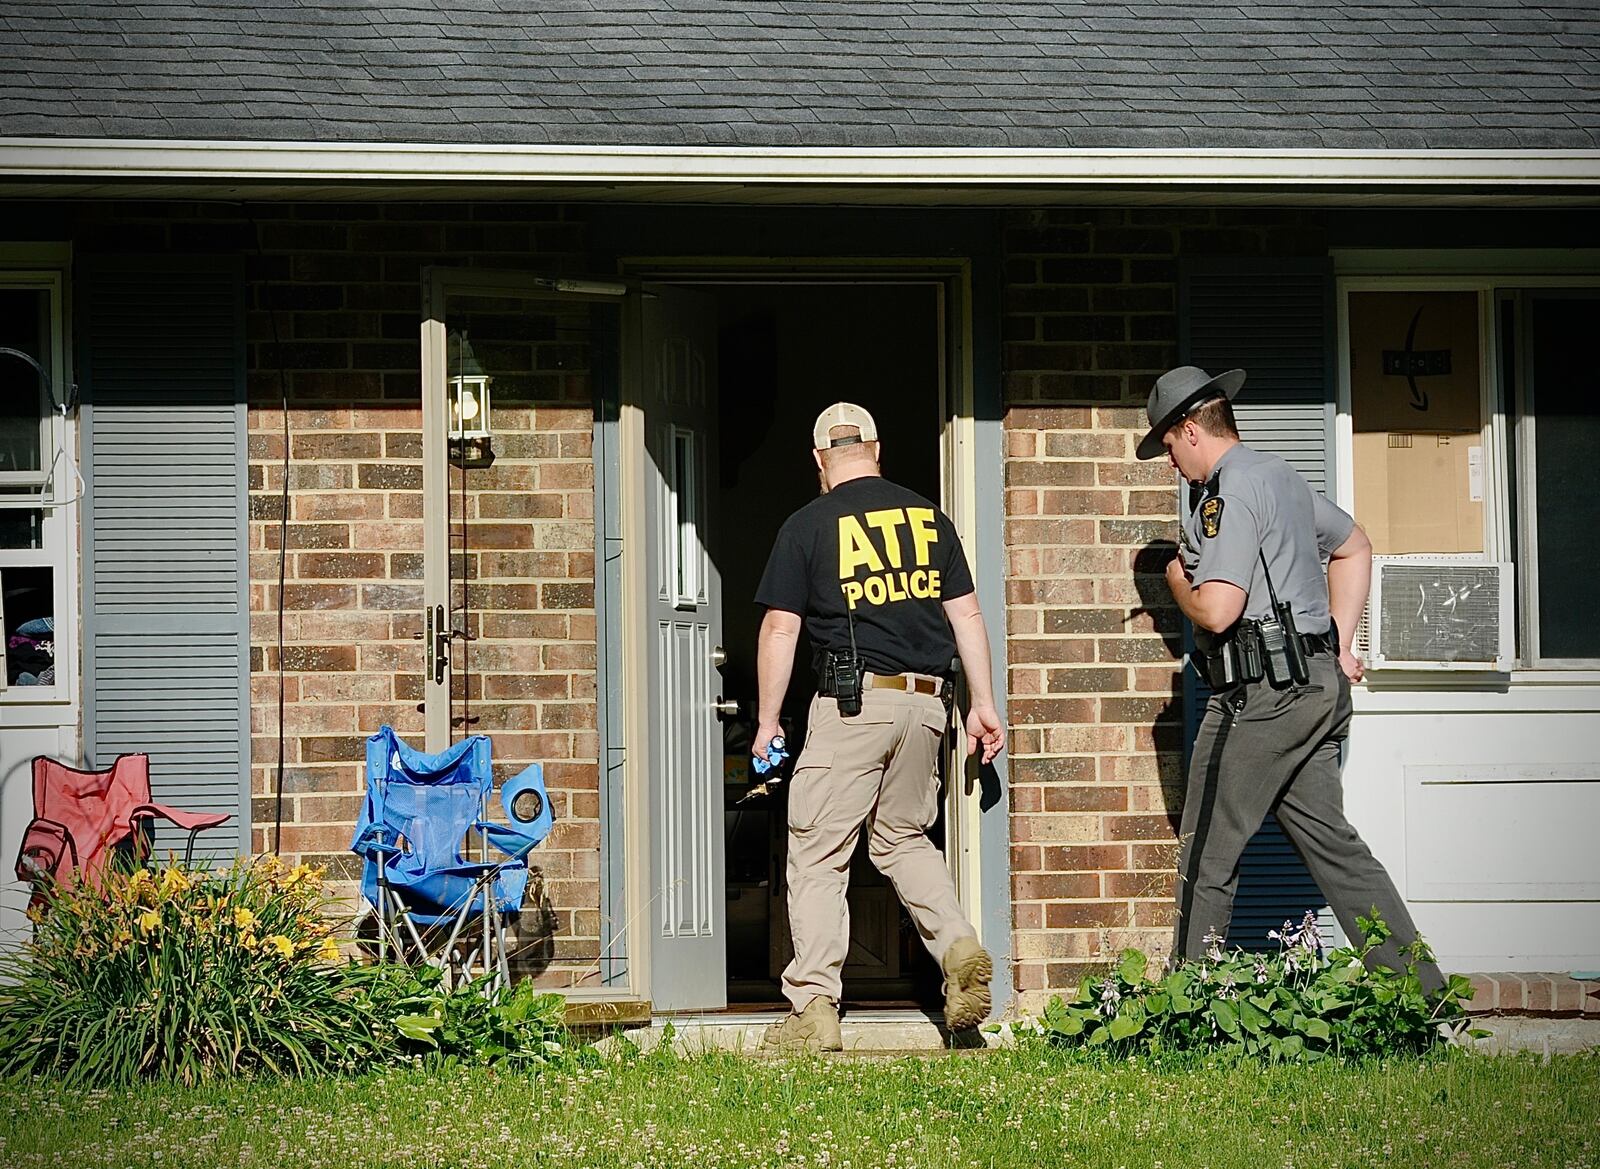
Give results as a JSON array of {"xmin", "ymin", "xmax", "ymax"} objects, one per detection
[{"xmin": 2, "ymin": 1, "xmax": 1597, "ymax": 149}]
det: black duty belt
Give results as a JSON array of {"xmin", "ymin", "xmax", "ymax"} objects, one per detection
[
  {"xmin": 1299, "ymin": 631, "xmax": 1335, "ymax": 655},
  {"xmin": 1203, "ymin": 626, "xmax": 1335, "ymax": 690}
]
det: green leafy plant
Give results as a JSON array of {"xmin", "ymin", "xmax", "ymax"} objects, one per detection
[
  {"xmin": 1025, "ymin": 911, "xmax": 1482, "ymax": 1063},
  {"xmin": 0, "ymin": 856, "xmax": 402, "ymax": 1086},
  {"xmin": 385, "ymin": 967, "xmax": 579, "ymax": 1068}
]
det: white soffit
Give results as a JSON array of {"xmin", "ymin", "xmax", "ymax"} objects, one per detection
[{"xmin": 3, "ymin": 138, "xmax": 1600, "ymax": 192}]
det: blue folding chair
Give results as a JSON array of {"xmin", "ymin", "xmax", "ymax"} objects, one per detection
[{"xmin": 350, "ymin": 726, "xmax": 555, "ymax": 987}]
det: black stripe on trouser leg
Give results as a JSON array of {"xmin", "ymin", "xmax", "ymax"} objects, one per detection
[{"xmin": 1175, "ymin": 693, "xmax": 1241, "ymax": 957}]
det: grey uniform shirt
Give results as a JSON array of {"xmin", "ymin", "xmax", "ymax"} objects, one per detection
[{"xmin": 1178, "ymin": 444, "xmax": 1354, "ymax": 652}]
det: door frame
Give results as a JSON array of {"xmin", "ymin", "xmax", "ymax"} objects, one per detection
[{"xmin": 612, "ymin": 258, "xmax": 993, "ymax": 1009}]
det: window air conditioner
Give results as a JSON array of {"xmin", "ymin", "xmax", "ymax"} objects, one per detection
[{"xmin": 1354, "ymin": 555, "xmax": 1513, "ymax": 671}]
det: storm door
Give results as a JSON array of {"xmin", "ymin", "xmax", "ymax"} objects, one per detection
[{"xmin": 639, "ymin": 285, "xmax": 728, "ymax": 1011}]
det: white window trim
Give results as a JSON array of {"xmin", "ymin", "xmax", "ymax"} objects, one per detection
[
  {"xmin": 0, "ymin": 253, "xmax": 76, "ymax": 707},
  {"xmin": 1334, "ymin": 257, "xmax": 1600, "ymax": 675}
]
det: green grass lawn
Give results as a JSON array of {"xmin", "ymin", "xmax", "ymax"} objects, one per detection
[{"xmin": 2, "ymin": 1048, "xmax": 1596, "ymax": 1169}]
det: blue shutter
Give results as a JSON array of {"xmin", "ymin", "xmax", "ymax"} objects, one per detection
[
  {"xmin": 1178, "ymin": 257, "xmax": 1336, "ymax": 949},
  {"xmin": 80, "ymin": 255, "xmax": 250, "ymax": 863}
]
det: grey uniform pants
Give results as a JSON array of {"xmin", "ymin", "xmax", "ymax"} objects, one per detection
[{"xmin": 1172, "ymin": 650, "xmax": 1445, "ymax": 993}]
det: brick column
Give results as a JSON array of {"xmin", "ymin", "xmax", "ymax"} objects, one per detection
[{"xmin": 1000, "ymin": 209, "xmax": 1331, "ymax": 1008}]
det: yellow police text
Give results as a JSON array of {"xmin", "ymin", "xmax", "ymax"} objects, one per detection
[{"xmin": 837, "ymin": 507, "xmax": 942, "ymax": 608}]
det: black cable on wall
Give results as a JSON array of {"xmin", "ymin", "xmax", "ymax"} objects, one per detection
[{"xmin": 248, "ymin": 210, "xmax": 292, "ymax": 855}]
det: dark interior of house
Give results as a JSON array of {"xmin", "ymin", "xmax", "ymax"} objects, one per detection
[{"xmin": 706, "ymin": 281, "xmax": 948, "ymax": 1008}]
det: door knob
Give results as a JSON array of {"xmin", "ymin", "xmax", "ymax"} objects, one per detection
[
  {"xmin": 711, "ymin": 646, "xmax": 728, "ymax": 668},
  {"xmin": 713, "ymin": 696, "xmax": 739, "ymax": 718}
]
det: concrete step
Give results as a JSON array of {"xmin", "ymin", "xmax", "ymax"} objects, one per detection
[
  {"xmin": 593, "ymin": 1011, "xmax": 1600, "ymax": 1058},
  {"xmin": 606, "ymin": 1010, "xmax": 1010, "ymax": 1055},
  {"xmin": 1462, "ymin": 1016, "xmax": 1600, "ymax": 1056}
]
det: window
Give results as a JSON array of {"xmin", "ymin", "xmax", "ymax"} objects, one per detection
[
  {"xmin": 1347, "ymin": 289, "xmax": 1486, "ymax": 557},
  {"xmin": 669, "ymin": 427, "xmax": 702, "ymax": 608},
  {"xmin": 1341, "ymin": 275, "xmax": 1600, "ymax": 670},
  {"xmin": 1518, "ymin": 292, "xmax": 1600, "ymax": 664},
  {"xmin": 0, "ymin": 271, "xmax": 72, "ymax": 701}
]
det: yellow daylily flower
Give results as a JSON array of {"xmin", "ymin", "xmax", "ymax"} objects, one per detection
[
  {"xmin": 159, "ymin": 867, "xmax": 191, "ymax": 897},
  {"xmin": 129, "ymin": 868, "xmax": 158, "ymax": 907},
  {"xmin": 233, "ymin": 907, "xmax": 256, "ymax": 931},
  {"xmin": 316, "ymin": 937, "xmax": 342, "ymax": 964},
  {"xmin": 138, "ymin": 909, "xmax": 161, "ymax": 935},
  {"xmin": 263, "ymin": 934, "xmax": 294, "ymax": 959}
]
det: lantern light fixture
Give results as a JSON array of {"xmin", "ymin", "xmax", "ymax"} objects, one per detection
[{"xmin": 447, "ymin": 331, "xmax": 494, "ymax": 467}]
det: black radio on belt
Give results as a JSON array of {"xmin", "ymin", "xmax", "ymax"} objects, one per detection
[
  {"xmin": 1256, "ymin": 550, "xmax": 1310, "ymax": 688},
  {"xmin": 1204, "ymin": 553, "xmax": 1312, "ymax": 691},
  {"xmin": 821, "ymin": 648, "xmax": 863, "ymax": 716},
  {"xmin": 825, "ymin": 588, "xmax": 867, "ymax": 717}
]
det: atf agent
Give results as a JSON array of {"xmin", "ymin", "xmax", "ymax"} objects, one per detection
[
  {"xmin": 1141, "ymin": 365, "xmax": 1444, "ymax": 992},
  {"xmin": 753, "ymin": 403, "xmax": 1006, "ymax": 1052}
]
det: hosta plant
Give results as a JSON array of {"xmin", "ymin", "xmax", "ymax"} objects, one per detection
[
  {"xmin": 389, "ymin": 967, "xmax": 579, "ymax": 1069},
  {"xmin": 1025, "ymin": 911, "xmax": 1482, "ymax": 1063}
]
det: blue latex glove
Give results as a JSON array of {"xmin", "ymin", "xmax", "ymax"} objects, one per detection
[{"xmin": 752, "ymin": 735, "xmax": 788, "ymax": 776}]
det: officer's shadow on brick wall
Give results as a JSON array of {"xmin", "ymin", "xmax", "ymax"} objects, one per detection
[{"xmin": 1129, "ymin": 539, "xmax": 1190, "ymax": 841}]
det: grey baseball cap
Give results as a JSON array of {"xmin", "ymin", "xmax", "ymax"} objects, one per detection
[{"xmin": 1135, "ymin": 365, "xmax": 1247, "ymax": 460}]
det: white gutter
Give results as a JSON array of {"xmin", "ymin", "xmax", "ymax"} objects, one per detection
[{"xmin": 3, "ymin": 138, "xmax": 1600, "ymax": 187}]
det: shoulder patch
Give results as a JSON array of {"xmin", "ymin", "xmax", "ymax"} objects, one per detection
[{"xmin": 1200, "ymin": 496, "xmax": 1224, "ymax": 539}]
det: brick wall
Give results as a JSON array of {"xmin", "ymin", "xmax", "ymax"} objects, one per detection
[
  {"xmin": 244, "ymin": 205, "xmax": 602, "ymax": 987},
  {"xmin": 999, "ymin": 208, "xmax": 1328, "ymax": 1010},
  {"xmin": 76, "ymin": 202, "xmax": 604, "ymax": 988}
]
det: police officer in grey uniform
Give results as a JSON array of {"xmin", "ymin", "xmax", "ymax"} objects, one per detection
[{"xmin": 1141, "ymin": 365, "xmax": 1444, "ymax": 992}]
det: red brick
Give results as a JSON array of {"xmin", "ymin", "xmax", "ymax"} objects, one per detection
[
  {"xmin": 1008, "ymin": 756, "xmax": 1096, "ymax": 784},
  {"xmin": 1107, "ymin": 870, "xmax": 1176, "ymax": 899},
  {"xmin": 1043, "ymin": 786, "xmax": 1128, "ymax": 813},
  {"xmin": 1013, "ymin": 873, "xmax": 1103, "ymax": 901},
  {"xmin": 277, "ymin": 645, "xmax": 357, "ymax": 672},
  {"xmin": 1046, "ymin": 902, "xmax": 1130, "ymax": 929},
  {"xmin": 1041, "ymin": 844, "xmax": 1129, "ymax": 871},
  {"xmin": 1010, "ymin": 697, "xmax": 1096, "ymax": 725},
  {"xmin": 297, "ymin": 552, "xmax": 385, "ymax": 579}
]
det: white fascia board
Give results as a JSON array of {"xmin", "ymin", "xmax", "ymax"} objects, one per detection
[{"xmin": 3, "ymin": 138, "xmax": 1600, "ymax": 187}]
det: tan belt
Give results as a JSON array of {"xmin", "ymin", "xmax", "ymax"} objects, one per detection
[{"xmin": 865, "ymin": 673, "xmax": 943, "ymax": 697}]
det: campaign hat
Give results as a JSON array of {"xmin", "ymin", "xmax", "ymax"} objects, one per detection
[{"xmin": 1135, "ymin": 365, "xmax": 1246, "ymax": 460}]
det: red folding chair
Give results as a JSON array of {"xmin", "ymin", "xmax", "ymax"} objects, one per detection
[{"xmin": 14, "ymin": 754, "xmax": 232, "ymax": 898}]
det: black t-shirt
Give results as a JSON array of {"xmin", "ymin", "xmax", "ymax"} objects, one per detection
[{"xmin": 754, "ymin": 476, "xmax": 975, "ymax": 678}]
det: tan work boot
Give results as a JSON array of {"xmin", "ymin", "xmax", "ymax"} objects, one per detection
[
  {"xmin": 942, "ymin": 936, "xmax": 993, "ymax": 1032},
  {"xmin": 762, "ymin": 996, "xmax": 843, "ymax": 1053}
]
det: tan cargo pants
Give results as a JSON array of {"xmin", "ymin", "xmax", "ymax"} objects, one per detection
[{"xmin": 782, "ymin": 681, "xmax": 977, "ymax": 1011}]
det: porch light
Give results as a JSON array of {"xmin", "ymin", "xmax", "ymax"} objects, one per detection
[{"xmin": 447, "ymin": 332, "xmax": 494, "ymax": 468}]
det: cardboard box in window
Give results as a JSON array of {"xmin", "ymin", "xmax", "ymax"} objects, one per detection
[
  {"xmin": 1349, "ymin": 290, "xmax": 1481, "ymax": 435},
  {"xmin": 1353, "ymin": 431, "xmax": 1484, "ymax": 555}
]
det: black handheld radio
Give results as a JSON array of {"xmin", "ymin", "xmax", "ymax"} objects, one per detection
[
  {"xmin": 825, "ymin": 589, "xmax": 865, "ymax": 717},
  {"xmin": 1257, "ymin": 550, "xmax": 1310, "ymax": 689}
]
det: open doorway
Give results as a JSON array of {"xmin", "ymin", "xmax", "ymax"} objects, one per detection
[{"xmin": 704, "ymin": 282, "xmax": 948, "ymax": 1010}]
